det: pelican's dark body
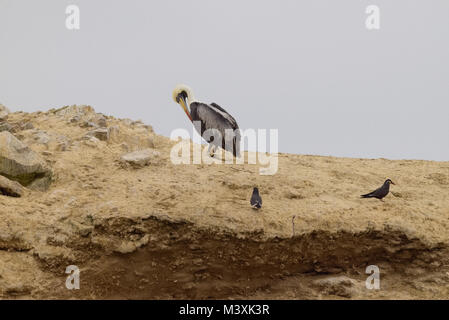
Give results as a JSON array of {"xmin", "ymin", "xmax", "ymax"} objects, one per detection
[
  {"xmin": 190, "ymin": 102, "xmax": 240, "ymax": 157},
  {"xmin": 250, "ymin": 187, "xmax": 262, "ymax": 209},
  {"xmin": 361, "ymin": 179, "xmax": 393, "ymax": 200}
]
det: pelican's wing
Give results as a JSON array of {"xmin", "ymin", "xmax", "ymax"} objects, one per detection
[
  {"xmin": 209, "ymin": 103, "xmax": 239, "ymax": 129},
  {"xmin": 191, "ymin": 102, "xmax": 239, "ymax": 132},
  {"xmin": 190, "ymin": 102, "xmax": 241, "ymax": 156},
  {"xmin": 209, "ymin": 104, "xmax": 241, "ymax": 156}
]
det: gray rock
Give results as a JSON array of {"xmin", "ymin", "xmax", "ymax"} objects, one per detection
[
  {"xmin": 0, "ymin": 132, "xmax": 52, "ymax": 190},
  {"xmin": 33, "ymin": 131, "xmax": 51, "ymax": 145},
  {"xmin": 84, "ymin": 136, "xmax": 100, "ymax": 147},
  {"xmin": 97, "ymin": 116, "xmax": 107, "ymax": 128},
  {"xmin": 120, "ymin": 148, "xmax": 161, "ymax": 168},
  {"xmin": 86, "ymin": 128, "xmax": 109, "ymax": 141},
  {"xmin": 69, "ymin": 115, "xmax": 81, "ymax": 123},
  {"xmin": 55, "ymin": 105, "xmax": 95, "ymax": 119},
  {"xmin": 0, "ymin": 175, "xmax": 24, "ymax": 197},
  {"xmin": 21, "ymin": 122, "xmax": 34, "ymax": 130},
  {"xmin": 0, "ymin": 122, "xmax": 13, "ymax": 132},
  {"xmin": 80, "ymin": 121, "xmax": 98, "ymax": 128}
]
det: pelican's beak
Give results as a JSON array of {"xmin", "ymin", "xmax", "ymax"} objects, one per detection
[
  {"xmin": 178, "ymin": 94, "xmax": 192, "ymax": 122},
  {"xmin": 391, "ymin": 181, "xmax": 396, "ymax": 185}
]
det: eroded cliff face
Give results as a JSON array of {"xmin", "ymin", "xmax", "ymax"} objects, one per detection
[{"xmin": 0, "ymin": 105, "xmax": 448, "ymax": 299}]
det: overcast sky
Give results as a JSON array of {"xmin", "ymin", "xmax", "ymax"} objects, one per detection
[{"xmin": 1, "ymin": 0, "xmax": 448, "ymax": 160}]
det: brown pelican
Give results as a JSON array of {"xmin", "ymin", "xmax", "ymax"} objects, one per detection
[{"xmin": 172, "ymin": 84, "xmax": 241, "ymax": 157}]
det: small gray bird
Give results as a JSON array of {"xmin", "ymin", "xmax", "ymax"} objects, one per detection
[
  {"xmin": 361, "ymin": 179, "xmax": 395, "ymax": 200},
  {"xmin": 250, "ymin": 187, "xmax": 262, "ymax": 209}
]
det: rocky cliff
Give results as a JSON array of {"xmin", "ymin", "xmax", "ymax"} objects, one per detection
[{"xmin": 0, "ymin": 104, "xmax": 448, "ymax": 299}]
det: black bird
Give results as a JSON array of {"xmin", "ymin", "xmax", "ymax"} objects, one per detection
[
  {"xmin": 250, "ymin": 187, "xmax": 262, "ymax": 209},
  {"xmin": 361, "ymin": 179, "xmax": 395, "ymax": 200}
]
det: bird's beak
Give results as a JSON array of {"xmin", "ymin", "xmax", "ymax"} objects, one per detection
[
  {"xmin": 178, "ymin": 95, "xmax": 192, "ymax": 122},
  {"xmin": 391, "ymin": 181, "xmax": 396, "ymax": 185}
]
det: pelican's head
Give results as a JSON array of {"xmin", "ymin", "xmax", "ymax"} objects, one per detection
[
  {"xmin": 172, "ymin": 84, "xmax": 194, "ymax": 122},
  {"xmin": 385, "ymin": 179, "xmax": 395, "ymax": 185}
]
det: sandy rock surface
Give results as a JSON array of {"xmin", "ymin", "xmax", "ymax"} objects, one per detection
[
  {"xmin": 0, "ymin": 131, "xmax": 52, "ymax": 190},
  {"xmin": 0, "ymin": 175, "xmax": 24, "ymax": 197},
  {"xmin": 0, "ymin": 105, "xmax": 448, "ymax": 299}
]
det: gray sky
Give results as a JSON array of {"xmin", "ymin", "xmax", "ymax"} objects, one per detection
[{"xmin": 1, "ymin": 0, "xmax": 448, "ymax": 160}]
